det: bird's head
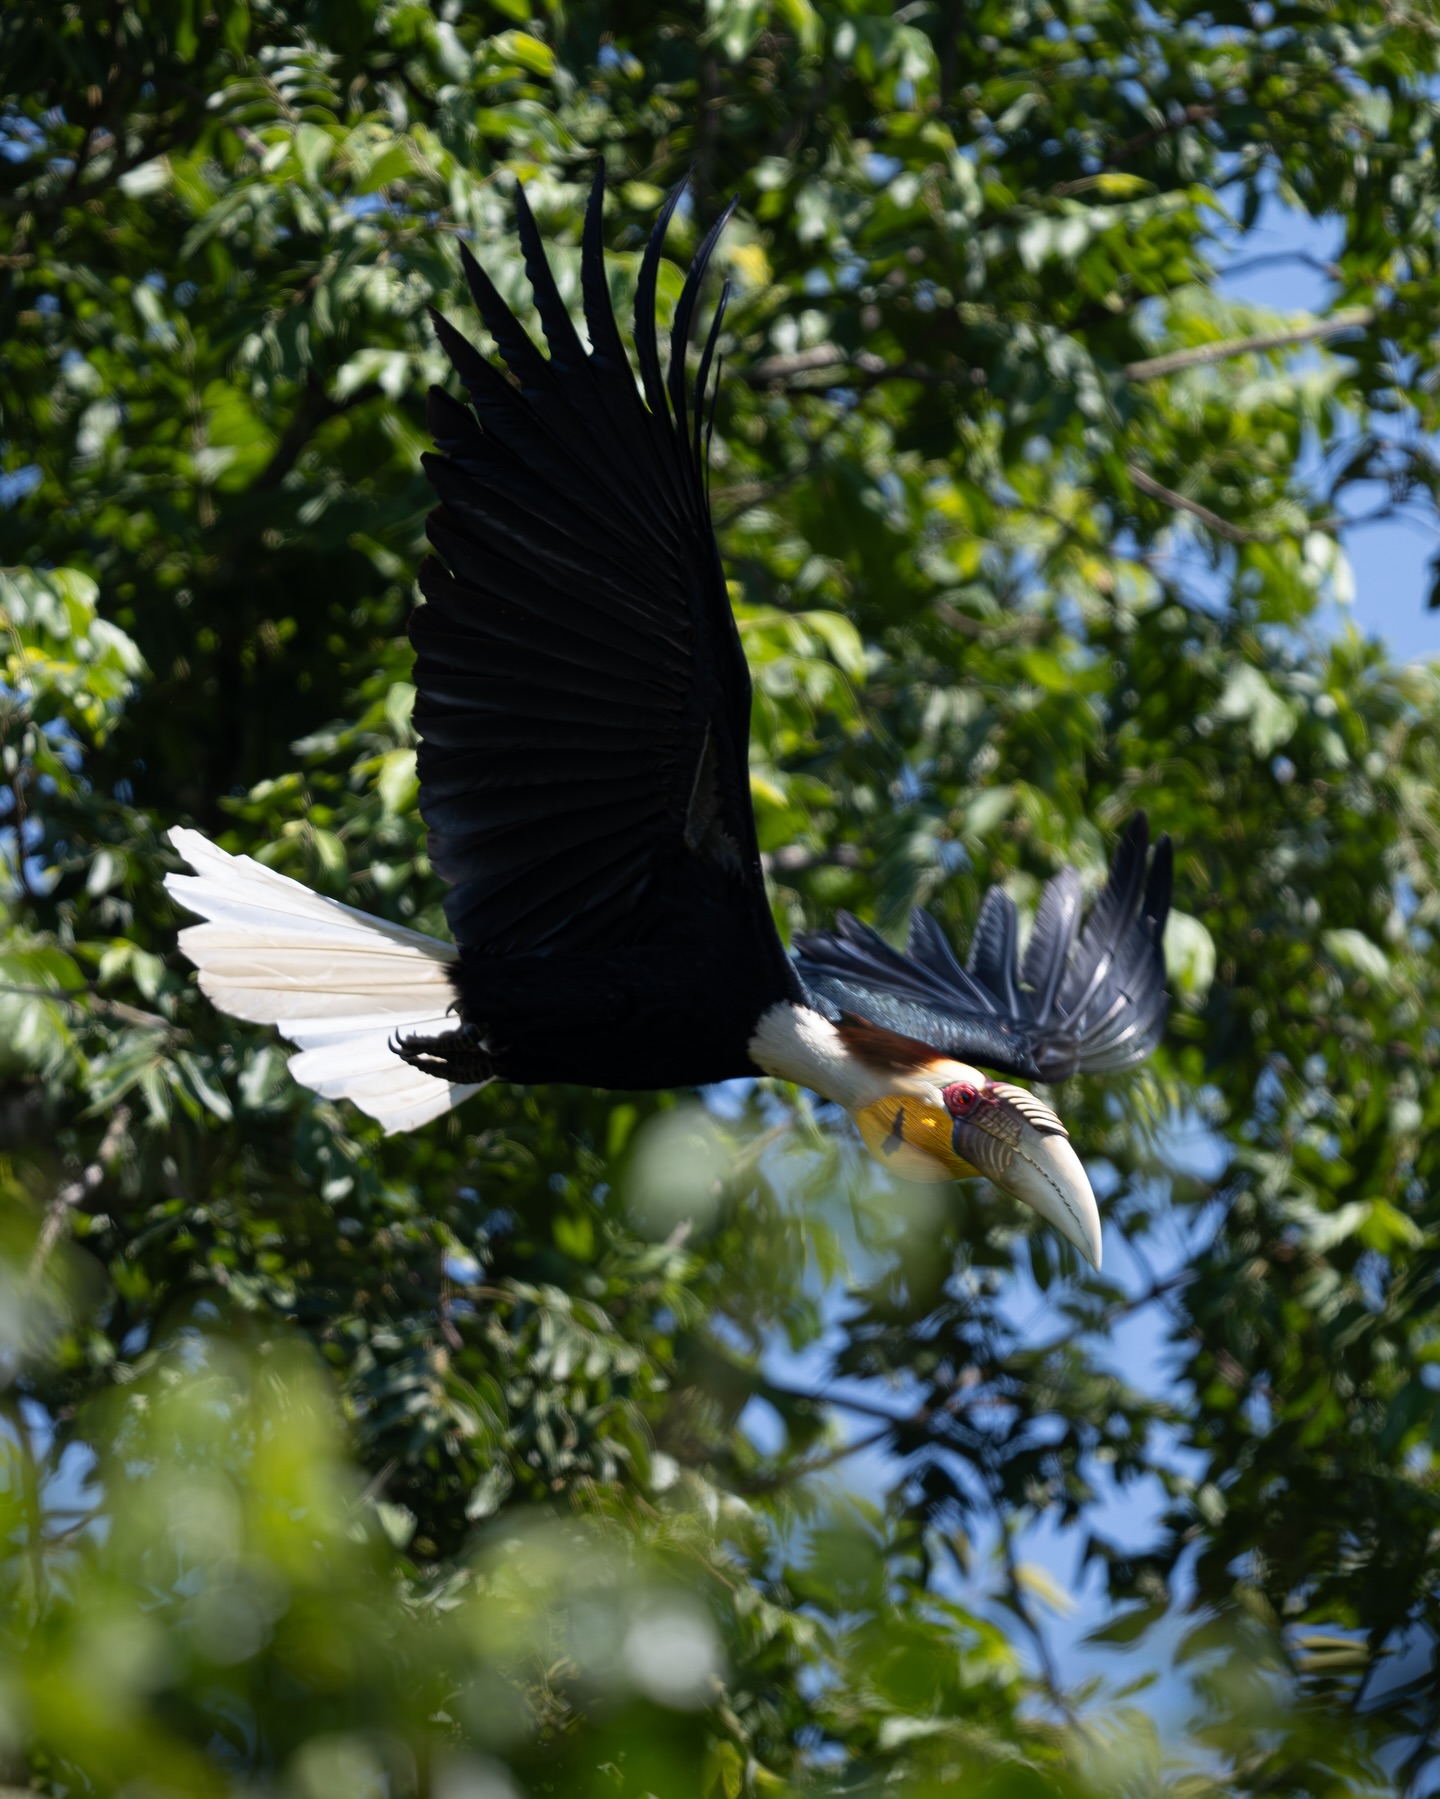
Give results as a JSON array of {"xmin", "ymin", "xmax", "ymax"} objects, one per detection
[{"xmin": 850, "ymin": 1062, "xmax": 1102, "ymax": 1269}]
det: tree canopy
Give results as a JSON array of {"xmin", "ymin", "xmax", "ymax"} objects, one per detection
[{"xmin": 5, "ymin": 1, "xmax": 1440, "ymax": 1792}]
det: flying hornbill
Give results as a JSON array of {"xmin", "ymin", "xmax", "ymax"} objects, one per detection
[{"xmin": 166, "ymin": 166, "xmax": 1172, "ymax": 1270}]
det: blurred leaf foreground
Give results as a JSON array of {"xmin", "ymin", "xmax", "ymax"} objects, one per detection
[{"xmin": 5, "ymin": 2, "xmax": 1440, "ymax": 1794}]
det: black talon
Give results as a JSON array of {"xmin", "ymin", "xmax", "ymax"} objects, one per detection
[{"xmin": 390, "ymin": 1020, "xmax": 496, "ymax": 1085}]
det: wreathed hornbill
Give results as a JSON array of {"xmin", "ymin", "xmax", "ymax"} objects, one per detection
[{"xmin": 166, "ymin": 167, "xmax": 1172, "ymax": 1270}]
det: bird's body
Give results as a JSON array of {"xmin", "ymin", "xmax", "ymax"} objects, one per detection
[
  {"xmin": 450, "ymin": 905, "xmax": 794, "ymax": 1090},
  {"xmin": 167, "ymin": 165, "xmax": 1174, "ymax": 1268}
]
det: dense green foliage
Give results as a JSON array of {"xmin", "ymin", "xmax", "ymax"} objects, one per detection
[{"xmin": 5, "ymin": 0, "xmax": 1440, "ymax": 1790}]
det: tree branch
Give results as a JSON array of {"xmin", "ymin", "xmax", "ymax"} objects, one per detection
[
  {"xmin": 29, "ymin": 1105, "xmax": 130, "ymax": 1279},
  {"xmin": 1126, "ymin": 464, "xmax": 1268, "ymax": 543},
  {"xmin": 249, "ymin": 378, "xmax": 382, "ymax": 495},
  {"xmin": 738, "ymin": 1424, "xmax": 895, "ymax": 1495},
  {"xmin": 743, "ymin": 345, "xmax": 948, "ymax": 393},
  {"xmin": 1124, "ymin": 309, "xmax": 1374, "ymax": 382},
  {"xmin": 997, "ymin": 1507, "xmax": 1082, "ymax": 1728},
  {"xmin": 1220, "ymin": 250, "xmax": 1343, "ymax": 284},
  {"xmin": 1103, "ymin": 104, "xmax": 1218, "ymax": 167},
  {"xmin": 742, "ymin": 311, "xmax": 1373, "ymax": 405},
  {"xmin": 713, "ymin": 408, "xmax": 854, "ymax": 527},
  {"xmin": 746, "ymin": 344, "xmax": 848, "ymax": 382},
  {"xmin": 933, "ymin": 598, "xmax": 1049, "ymax": 643},
  {"xmin": 0, "ymin": 982, "xmax": 169, "ymax": 1030}
]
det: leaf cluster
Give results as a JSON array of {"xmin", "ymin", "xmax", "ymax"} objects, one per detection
[{"xmin": 6, "ymin": 1, "xmax": 1440, "ymax": 1793}]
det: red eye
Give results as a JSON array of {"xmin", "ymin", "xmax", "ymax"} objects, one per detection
[{"xmin": 942, "ymin": 1081, "xmax": 981, "ymax": 1119}]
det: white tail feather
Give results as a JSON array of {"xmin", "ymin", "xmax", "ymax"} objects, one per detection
[{"xmin": 165, "ymin": 828, "xmax": 483, "ymax": 1134}]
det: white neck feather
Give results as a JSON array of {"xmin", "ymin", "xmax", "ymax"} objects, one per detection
[{"xmin": 747, "ymin": 1002, "xmax": 906, "ymax": 1111}]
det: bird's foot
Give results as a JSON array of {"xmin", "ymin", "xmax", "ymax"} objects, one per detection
[{"xmin": 390, "ymin": 1020, "xmax": 496, "ymax": 1085}]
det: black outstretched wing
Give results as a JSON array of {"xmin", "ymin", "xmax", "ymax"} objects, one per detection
[
  {"xmin": 793, "ymin": 815, "xmax": 1173, "ymax": 1083},
  {"xmin": 413, "ymin": 165, "xmax": 782, "ymax": 970}
]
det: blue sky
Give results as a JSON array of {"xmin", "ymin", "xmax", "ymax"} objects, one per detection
[{"xmin": 1216, "ymin": 196, "xmax": 1440, "ymax": 663}]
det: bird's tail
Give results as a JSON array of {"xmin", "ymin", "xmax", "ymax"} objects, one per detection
[{"xmin": 164, "ymin": 828, "xmax": 484, "ymax": 1134}]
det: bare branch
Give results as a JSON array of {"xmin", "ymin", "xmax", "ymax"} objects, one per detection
[
  {"xmin": 250, "ymin": 377, "xmax": 381, "ymax": 494},
  {"xmin": 1220, "ymin": 250, "xmax": 1343, "ymax": 284},
  {"xmin": 29, "ymin": 1105, "xmax": 130, "ymax": 1279},
  {"xmin": 746, "ymin": 344, "xmax": 848, "ymax": 382},
  {"xmin": 738, "ymin": 1424, "xmax": 894, "ymax": 1494},
  {"xmin": 1126, "ymin": 464, "xmax": 1267, "ymax": 543},
  {"xmin": 933, "ymin": 598, "xmax": 1049, "ymax": 644},
  {"xmin": 0, "ymin": 982, "xmax": 169, "ymax": 1030},
  {"xmin": 745, "ymin": 311, "xmax": 1374, "ymax": 402},
  {"xmin": 743, "ymin": 344, "xmax": 948, "ymax": 393},
  {"xmin": 1124, "ymin": 308, "xmax": 1374, "ymax": 382}
]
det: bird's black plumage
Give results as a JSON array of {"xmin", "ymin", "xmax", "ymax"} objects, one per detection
[
  {"xmin": 401, "ymin": 166, "xmax": 1171, "ymax": 1099},
  {"xmin": 165, "ymin": 166, "xmax": 1174, "ymax": 1190},
  {"xmin": 794, "ymin": 815, "xmax": 1173, "ymax": 1082},
  {"xmin": 407, "ymin": 164, "xmax": 798, "ymax": 1089}
]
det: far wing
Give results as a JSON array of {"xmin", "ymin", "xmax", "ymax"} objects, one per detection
[
  {"xmin": 793, "ymin": 815, "xmax": 1172, "ymax": 1082},
  {"xmin": 414, "ymin": 165, "xmax": 778, "ymax": 966}
]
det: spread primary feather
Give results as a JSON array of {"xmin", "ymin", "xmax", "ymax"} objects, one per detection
[{"xmin": 161, "ymin": 168, "xmax": 1176, "ymax": 1270}]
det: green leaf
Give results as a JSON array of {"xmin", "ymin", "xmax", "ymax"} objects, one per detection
[
  {"xmin": 1323, "ymin": 928, "xmax": 1390, "ymax": 984},
  {"xmin": 377, "ymin": 748, "xmax": 419, "ymax": 816},
  {"xmin": 1163, "ymin": 909, "xmax": 1216, "ymax": 1003},
  {"xmin": 118, "ymin": 158, "xmax": 172, "ymax": 198},
  {"xmin": 492, "ymin": 30, "xmax": 556, "ymax": 75},
  {"xmin": 1014, "ymin": 1561, "xmax": 1076, "ymax": 1616},
  {"xmin": 1213, "ymin": 664, "xmax": 1297, "ymax": 755}
]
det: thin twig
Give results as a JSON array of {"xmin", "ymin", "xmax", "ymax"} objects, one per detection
[
  {"xmin": 1396, "ymin": 1684, "xmax": 1440, "ymax": 1796},
  {"xmin": 713, "ymin": 409, "xmax": 854, "ymax": 527},
  {"xmin": 746, "ymin": 344, "xmax": 848, "ymax": 382},
  {"xmin": 1220, "ymin": 251, "xmax": 1343, "ymax": 284},
  {"xmin": 350, "ymin": 1457, "xmax": 399, "ymax": 1515},
  {"xmin": 1103, "ymin": 104, "xmax": 1218, "ymax": 167},
  {"xmin": 0, "ymin": 983, "xmax": 169, "ymax": 1029},
  {"xmin": 761, "ymin": 1378, "xmax": 910, "ymax": 1430},
  {"xmin": 741, "ymin": 345, "xmax": 948, "ymax": 395},
  {"xmin": 732, "ymin": 310, "xmax": 1372, "ymax": 399},
  {"xmin": 761, "ymin": 843, "xmax": 863, "ymax": 877},
  {"xmin": 29, "ymin": 1106, "xmax": 130, "ymax": 1279},
  {"xmin": 933, "ymin": 598, "xmax": 1049, "ymax": 644},
  {"xmin": 739, "ymin": 1424, "xmax": 895, "ymax": 1495},
  {"xmin": 1126, "ymin": 464, "xmax": 1266, "ymax": 543},
  {"xmin": 997, "ymin": 1504, "xmax": 1082, "ymax": 1728}
]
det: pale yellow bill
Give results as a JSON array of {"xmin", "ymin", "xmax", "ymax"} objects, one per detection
[{"xmin": 852, "ymin": 1078, "xmax": 1102, "ymax": 1269}]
